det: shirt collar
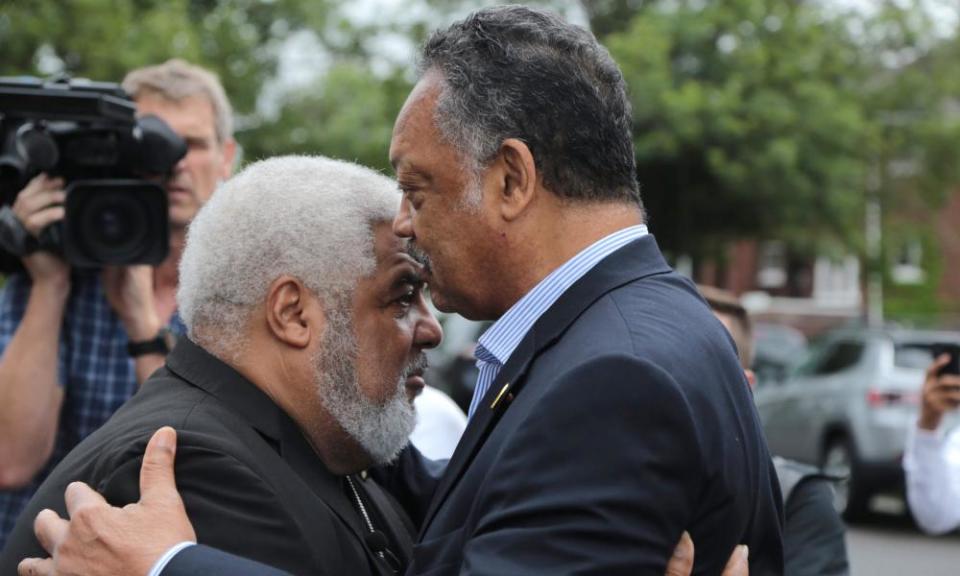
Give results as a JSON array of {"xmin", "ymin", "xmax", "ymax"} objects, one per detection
[{"xmin": 476, "ymin": 224, "xmax": 648, "ymax": 366}]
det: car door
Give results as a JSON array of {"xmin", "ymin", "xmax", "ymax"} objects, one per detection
[{"xmin": 756, "ymin": 336, "xmax": 866, "ymax": 463}]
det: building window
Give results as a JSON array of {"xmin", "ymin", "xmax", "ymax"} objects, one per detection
[
  {"xmin": 891, "ymin": 239, "xmax": 925, "ymax": 285},
  {"xmin": 757, "ymin": 241, "xmax": 787, "ymax": 289}
]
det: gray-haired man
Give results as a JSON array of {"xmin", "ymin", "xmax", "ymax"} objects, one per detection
[{"xmin": 3, "ymin": 155, "xmax": 442, "ymax": 575}]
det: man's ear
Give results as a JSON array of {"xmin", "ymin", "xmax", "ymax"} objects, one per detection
[
  {"xmin": 220, "ymin": 138, "xmax": 238, "ymax": 179},
  {"xmin": 264, "ymin": 276, "xmax": 321, "ymax": 349},
  {"xmin": 495, "ymin": 138, "xmax": 538, "ymax": 222},
  {"xmin": 744, "ymin": 369, "xmax": 757, "ymax": 390}
]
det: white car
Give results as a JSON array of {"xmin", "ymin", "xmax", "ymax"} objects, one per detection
[{"xmin": 754, "ymin": 327, "xmax": 960, "ymax": 520}]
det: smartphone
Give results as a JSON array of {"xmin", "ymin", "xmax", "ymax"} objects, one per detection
[{"xmin": 931, "ymin": 343, "xmax": 960, "ymax": 376}]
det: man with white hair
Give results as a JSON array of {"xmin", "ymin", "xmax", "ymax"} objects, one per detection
[{"xmin": 0, "ymin": 155, "xmax": 443, "ymax": 576}]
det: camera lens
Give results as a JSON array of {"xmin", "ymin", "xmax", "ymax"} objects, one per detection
[
  {"xmin": 63, "ymin": 180, "xmax": 169, "ymax": 267},
  {"xmin": 78, "ymin": 190, "xmax": 148, "ymax": 261},
  {"xmin": 96, "ymin": 206, "xmax": 131, "ymax": 243}
]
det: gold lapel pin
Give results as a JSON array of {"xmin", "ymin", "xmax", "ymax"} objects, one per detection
[{"xmin": 491, "ymin": 382, "xmax": 511, "ymax": 410}]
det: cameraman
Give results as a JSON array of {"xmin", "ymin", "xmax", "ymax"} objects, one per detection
[
  {"xmin": 0, "ymin": 60, "xmax": 236, "ymax": 547},
  {"xmin": 903, "ymin": 354, "xmax": 960, "ymax": 534}
]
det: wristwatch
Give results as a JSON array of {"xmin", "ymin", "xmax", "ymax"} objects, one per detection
[{"xmin": 127, "ymin": 328, "xmax": 176, "ymax": 358}]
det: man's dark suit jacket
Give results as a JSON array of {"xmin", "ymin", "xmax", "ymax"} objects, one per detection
[
  {"xmin": 388, "ymin": 235, "xmax": 784, "ymax": 575},
  {"xmin": 0, "ymin": 338, "xmax": 415, "ymax": 576}
]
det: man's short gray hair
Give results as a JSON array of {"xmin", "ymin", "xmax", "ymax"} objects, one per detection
[
  {"xmin": 420, "ymin": 5, "xmax": 641, "ymax": 206},
  {"xmin": 177, "ymin": 155, "xmax": 399, "ymax": 357},
  {"xmin": 122, "ymin": 59, "xmax": 234, "ymax": 143}
]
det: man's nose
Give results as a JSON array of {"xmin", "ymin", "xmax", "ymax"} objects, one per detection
[
  {"xmin": 415, "ymin": 308, "xmax": 442, "ymax": 350},
  {"xmin": 173, "ymin": 154, "xmax": 188, "ymax": 174},
  {"xmin": 393, "ymin": 199, "xmax": 413, "ymax": 239}
]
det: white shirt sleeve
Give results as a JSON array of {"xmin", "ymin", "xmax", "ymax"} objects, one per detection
[
  {"xmin": 410, "ymin": 386, "xmax": 467, "ymax": 460},
  {"xmin": 904, "ymin": 424, "xmax": 960, "ymax": 534},
  {"xmin": 146, "ymin": 541, "xmax": 196, "ymax": 576}
]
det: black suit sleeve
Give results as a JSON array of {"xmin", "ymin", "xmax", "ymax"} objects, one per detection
[
  {"xmin": 162, "ymin": 544, "xmax": 291, "ymax": 576},
  {"xmin": 99, "ymin": 440, "xmax": 323, "ymax": 575},
  {"xmin": 783, "ymin": 478, "xmax": 849, "ymax": 576},
  {"xmin": 461, "ymin": 355, "xmax": 706, "ymax": 576}
]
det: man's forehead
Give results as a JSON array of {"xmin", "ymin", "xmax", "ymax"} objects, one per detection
[
  {"xmin": 371, "ymin": 224, "xmax": 414, "ymax": 265},
  {"xmin": 135, "ymin": 93, "xmax": 216, "ymax": 135},
  {"xmin": 390, "ymin": 76, "xmax": 442, "ymax": 167},
  {"xmin": 367, "ymin": 236, "xmax": 424, "ymax": 289}
]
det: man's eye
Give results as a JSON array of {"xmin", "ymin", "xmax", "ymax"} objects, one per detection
[
  {"xmin": 395, "ymin": 288, "xmax": 417, "ymax": 311},
  {"xmin": 401, "ymin": 188, "xmax": 423, "ymax": 209}
]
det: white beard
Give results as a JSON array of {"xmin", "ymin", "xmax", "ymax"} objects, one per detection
[{"xmin": 314, "ymin": 306, "xmax": 417, "ymax": 465}]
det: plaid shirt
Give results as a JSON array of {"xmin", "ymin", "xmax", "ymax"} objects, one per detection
[{"xmin": 0, "ymin": 270, "xmax": 185, "ymax": 547}]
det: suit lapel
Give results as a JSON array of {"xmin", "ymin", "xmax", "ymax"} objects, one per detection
[
  {"xmin": 418, "ymin": 235, "xmax": 673, "ymax": 535},
  {"xmin": 417, "ymin": 336, "xmax": 536, "ymax": 536}
]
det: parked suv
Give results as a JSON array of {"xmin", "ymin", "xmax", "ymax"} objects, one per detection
[{"xmin": 754, "ymin": 327, "xmax": 960, "ymax": 519}]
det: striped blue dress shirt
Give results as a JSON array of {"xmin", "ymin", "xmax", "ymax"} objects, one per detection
[{"xmin": 467, "ymin": 224, "xmax": 649, "ymax": 418}]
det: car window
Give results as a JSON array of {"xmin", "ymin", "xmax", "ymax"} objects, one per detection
[
  {"xmin": 894, "ymin": 344, "xmax": 937, "ymax": 369},
  {"xmin": 795, "ymin": 339, "xmax": 864, "ymax": 377},
  {"xmin": 815, "ymin": 341, "xmax": 864, "ymax": 375},
  {"xmin": 792, "ymin": 339, "xmax": 828, "ymax": 377}
]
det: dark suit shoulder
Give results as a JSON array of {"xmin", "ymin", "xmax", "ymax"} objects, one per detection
[
  {"xmin": 0, "ymin": 368, "xmax": 370, "ymax": 576},
  {"xmin": 603, "ymin": 273, "xmax": 738, "ymax": 369}
]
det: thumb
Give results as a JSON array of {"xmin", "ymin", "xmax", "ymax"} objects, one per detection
[
  {"xmin": 721, "ymin": 545, "xmax": 749, "ymax": 576},
  {"xmin": 139, "ymin": 427, "xmax": 179, "ymax": 504},
  {"xmin": 18, "ymin": 557, "xmax": 53, "ymax": 576},
  {"xmin": 664, "ymin": 531, "xmax": 694, "ymax": 576}
]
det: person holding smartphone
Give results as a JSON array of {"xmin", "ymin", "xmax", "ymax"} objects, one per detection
[{"xmin": 903, "ymin": 349, "xmax": 960, "ymax": 534}]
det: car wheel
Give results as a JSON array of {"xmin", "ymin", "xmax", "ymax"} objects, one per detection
[{"xmin": 822, "ymin": 437, "xmax": 869, "ymax": 521}]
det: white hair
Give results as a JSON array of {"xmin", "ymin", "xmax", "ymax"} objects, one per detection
[{"xmin": 177, "ymin": 155, "xmax": 400, "ymax": 357}]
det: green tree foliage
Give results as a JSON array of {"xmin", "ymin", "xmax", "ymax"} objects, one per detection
[
  {"xmin": 859, "ymin": 2, "xmax": 960, "ymax": 206},
  {"xmin": 844, "ymin": 2, "xmax": 960, "ymax": 318},
  {"xmin": 601, "ymin": 0, "xmax": 875, "ymax": 260},
  {"xmin": 582, "ymin": 0, "xmax": 653, "ymax": 37},
  {"xmin": 243, "ymin": 63, "xmax": 412, "ymax": 172},
  {"xmin": 0, "ymin": 0, "xmax": 332, "ymax": 126}
]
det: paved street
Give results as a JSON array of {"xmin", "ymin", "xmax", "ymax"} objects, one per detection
[{"xmin": 847, "ymin": 504, "xmax": 960, "ymax": 575}]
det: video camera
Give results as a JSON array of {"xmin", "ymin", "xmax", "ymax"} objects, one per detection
[{"xmin": 0, "ymin": 76, "xmax": 187, "ymax": 271}]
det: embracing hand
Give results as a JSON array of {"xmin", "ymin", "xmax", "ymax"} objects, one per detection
[{"xmin": 17, "ymin": 428, "xmax": 196, "ymax": 576}]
